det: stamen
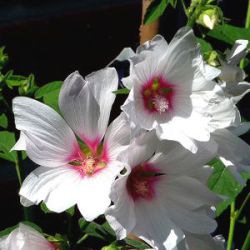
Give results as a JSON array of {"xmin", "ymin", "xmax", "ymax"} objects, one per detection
[{"xmin": 153, "ymin": 95, "xmax": 169, "ymax": 113}]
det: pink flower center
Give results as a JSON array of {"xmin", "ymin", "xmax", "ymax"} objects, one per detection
[
  {"xmin": 141, "ymin": 76, "xmax": 175, "ymax": 114},
  {"xmin": 126, "ymin": 163, "xmax": 162, "ymax": 201},
  {"xmin": 69, "ymin": 143, "xmax": 108, "ymax": 177}
]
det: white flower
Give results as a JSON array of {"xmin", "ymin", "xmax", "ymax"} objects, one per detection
[
  {"xmin": 178, "ymin": 232, "xmax": 225, "ymax": 250},
  {"xmin": 12, "ymin": 68, "xmax": 131, "ymax": 221},
  {"xmin": 219, "ymin": 39, "xmax": 250, "ymax": 103},
  {"xmin": 212, "ymin": 126, "xmax": 250, "ymax": 184},
  {"xmin": 121, "ymin": 27, "xmax": 239, "ymax": 153},
  {"xmin": 105, "ymin": 132, "xmax": 221, "ymax": 250},
  {"xmin": 0, "ymin": 223, "xmax": 55, "ymax": 250}
]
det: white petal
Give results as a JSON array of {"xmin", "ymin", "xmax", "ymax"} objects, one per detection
[
  {"xmin": 59, "ymin": 71, "xmax": 101, "ymax": 150},
  {"xmin": 0, "ymin": 223, "xmax": 54, "ymax": 250},
  {"xmin": 118, "ymin": 131, "xmax": 158, "ymax": 167},
  {"xmin": 229, "ymin": 122, "xmax": 250, "ymax": 136},
  {"xmin": 156, "ymin": 122, "xmax": 198, "ymax": 153},
  {"xmin": 213, "ymin": 129, "xmax": 250, "ymax": 173},
  {"xmin": 136, "ymin": 34, "xmax": 168, "ymax": 58},
  {"xmin": 160, "ymin": 176, "xmax": 221, "ymax": 211},
  {"xmin": 203, "ymin": 64, "xmax": 221, "ymax": 81},
  {"xmin": 151, "ymin": 139, "xmax": 217, "ymax": 177},
  {"xmin": 12, "ymin": 97, "xmax": 79, "ymax": 167},
  {"xmin": 133, "ymin": 199, "xmax": 184, "ymax": 250},
  {"xmin": 165, "ymin": 201, "xmax": 217, "ymax": 234},
  {"xmin": 11, "ymin": 131, "xmax": 26, "ymax": 151},
  {"xmin": 85, "ymin": 67, "xmax": 118, "ymax": 141},
  {"xmin": 105, "ymin": 170, "xmax": 136, "ymax": 240},
  {"xmin": 77, "ymin": 161, "xmax": 123, "ymax": 221},
  {"xmin": 228, "ymin": 81, "xmax": 250, "ymax": 103},
  {"xmin": 226, "ymin": 39, "xmax": 248, "ymax": 65},
  {"xmin": 183, "ymin": 232, "xmax": 225, "ymax": 250},
  {"xmin": 104, "ymin": 113, "xmax": 131, "ymax": 161},
  {"xmin": 208, "ymin": 98, "xmax": 240, "ymax": 131},
  {"xmin": 107, "ymin": 47, "xmax": 135, "ymax": 66},
  {"xmin": 19, "ymin": 166, "xmax": 81, "ymax": 213}
]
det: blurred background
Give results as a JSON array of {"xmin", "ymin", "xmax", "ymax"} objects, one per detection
[{"xmin": 0, "ymin": 0, "xmax": 249, "ymax": 249}]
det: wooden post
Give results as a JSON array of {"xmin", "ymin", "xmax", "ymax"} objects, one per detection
[{"xmin": 140, "ymin": 0, "xmax": 160, "ymax": 44}]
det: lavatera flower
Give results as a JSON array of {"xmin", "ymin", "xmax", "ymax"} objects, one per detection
[
  {"xmin": 106, "ymin": 131, "xmax": 222, "ymax": 250},
  {"xmin": 121, "ymin": 27, "xmax": 240, "ymax": 153},
  {"xmin": 0, "ymin": 223, "xmax": 57, "ymax": 250},
  {"xmin": 12, "ymin": 68, "xmax": 131, "ymax": 221}
]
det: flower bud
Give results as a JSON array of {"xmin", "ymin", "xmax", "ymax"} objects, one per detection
[{"xmin": 197, "ymin": 7, "xmax": 221, "ymax": 30}]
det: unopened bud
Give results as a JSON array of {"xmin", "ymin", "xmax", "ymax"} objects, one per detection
[{"xmin": 197, "ymin": 8, "xmax": 221, "ymax": 30}]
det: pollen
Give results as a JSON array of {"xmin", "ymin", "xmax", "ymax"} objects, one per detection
[{"xmin": 153, "ymin": 95, "xmax": 169, "ymax": 113}]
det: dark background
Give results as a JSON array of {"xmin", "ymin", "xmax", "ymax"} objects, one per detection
[{"xmin": 0, "ymin": 0, "xmax": 249, "ymax": 249}]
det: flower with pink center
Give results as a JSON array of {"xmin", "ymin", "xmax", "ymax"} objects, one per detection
[
  {"xmin": 12, "ymin": 68, "xmax": 131, "ymax": 221},
  {"xmin": 0, "ymin": 223, "xmax": 57, "ymax": 250},
  {"xmin": 106, "ymin": 132, "xmax": 222, "ymax": 250},
  {"xmin": 121, "ymin": 27, "xmax": 240, "ymax": 153}
]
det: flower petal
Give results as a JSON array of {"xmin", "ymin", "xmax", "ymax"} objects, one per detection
[
  {"xmin": 59, "ymin": 71, "xmax": 101, "ymax": 150},
  {"xmin": 133, "ymin": 199, "xmax": 184, "ymax": 250},
  {"xmin": 104, "ymin": 113, "xmax": 131, "ymax": 161},
  {"xmin": 19, "ymin": 166, "xmax": 81, "ymax": 213},
  {"xmin": 13, "ymin": 97, "xmax": 79, "ymax": 167},
  {"xmin": 77, "ymin": 161, "xmax": 123, "ymax": 221},
  {"xmin": 85, "ymin": 67, "xmax": 118, "ymax": 140},
  {"xmin": 105, "ymin": 170, "xmax": 136, "ymax": 240},
  {"xmin": 213, "ymin": 129, "xmax": 250, "ymax": 173},
  {"xmin": 0, "ymin": 223, "xmax": 54, "ymax": 250}
]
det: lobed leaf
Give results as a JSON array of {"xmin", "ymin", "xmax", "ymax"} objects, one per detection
[{"xmin": 208, "ymin": 158, "xmax": 244, "ymax": 216}]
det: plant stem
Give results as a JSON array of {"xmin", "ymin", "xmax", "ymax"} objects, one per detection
[
  {"xmin": 226, "ymin": 202, "xmax": 236, "ymax": 250},
  {"xmin": 76, "ymin": 234, "xmax": 89, "ymax": 245},
  {"xmin": 246, "ymin": 0, "xmax": 250, "ymax": 29},
  {"xmin": 15, "ymin": 158, "xmax": 22, "ymax": 186},
  {"xmin": 240, "ymin": 0, "xmax": 250, "ymax": 68},
  {"xmin": 235, "ymin": 192, "xmax": 250, "ymax": 221},
  {"xmin": 180, "ymin": 0, "xmax": 188, "ymax": 16},
  {"xmin": 242, "ymin": 231, "xmax": 250, "ymax": 250}
]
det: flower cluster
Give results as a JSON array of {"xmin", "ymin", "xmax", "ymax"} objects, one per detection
[{"xmin": 5, "ymin": 27, "xmax": 250, "ymax": 249}]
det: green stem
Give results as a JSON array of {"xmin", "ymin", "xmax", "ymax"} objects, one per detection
[
  {"xmin": 240, "ymin": 0, "xmax": 250, "ymax": 69},
  {"xmin": 235, "ymin": 192, "xmax": 250, "ymax": 221},
  {"xmin": 180, "ymin": 0, "xmax": 188, "ymax": 16},
  {"xmin": 15, "ymin": 158, "xmax": 22, "ymax": 186},
  {"xmin": 227, "ymin": 202, "xmax": 236, "ymax": 250},
  {"xmin": 242, "ymin": 231, "xmax": 250, "ymax": 250},
  {"xmin": 76, "ymin": 234, "xmax": 89, "ymax": 245},
  {"xmin": 246, "ymin": 0, "xmax": 250, "ymax": 29},
  {"xmin": 14, "ymin": 134, "xmax": 31, "ymax": 221}
]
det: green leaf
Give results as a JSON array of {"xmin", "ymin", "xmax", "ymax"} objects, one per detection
[
  {"xmin": 66, "ymin": 206, "xmax": 75, "ymax": 217},
  {"xmin": 207, "ymin": 24, "xmax": 250, "ymax": 47},
  {"xmin": 5, "ymin": 74, "xmax": 27, "ymax": 89},
  {"xmin": 35, "ymin": 81, "xmax": 62, "ymax": 99},
  {"xmin": 40, "ymin": 202, "xmax": 53, "ymax": 214},
  {"xmin": 0, "ymin": 113, "xmax": 8, "ymax": 128},
  {"xmin": 144, "ymin": 0, "xmax": 170, "ymax": 25},
  {"xmin": 78, "ymin": 218, "xmax": 90, "ymax": 232},
  {"xmin": 0, "ymin": 225, "xmax": 17, "ymax": 238},
  {"xmin": 124, "ymin": 238, "xmax": 149, "ymax": 249},
  {"xmin": 0, "ymin": 131, "xmax": 17, "ymax": 162},
  {"xmin": 79, "ymin": 219, "xmax": 116, "ymax": 242},
  {"xmin": 241, "ymin": 172, "xmax": 250, "ymax": 181},
  {"xmin": 196, "ymin": 38, "xmax": 213, "ymax": 54},
  {"xmin": 43, "ymin": 89, "xmax": 61, "ymax": 113},
  {"xmin": 208, "ymin": 158, "xmax": 244, "ymax": 216},
  {"xmin": 0, "ymin": 47, "xmax": 8, "ymax": 71},
  {"xmin": 112, "ymin": 88, "xmax": 130, "ymax": 95},
  {"xmin": 101, "ymin": 242, "xmax": 122, "ymax": 250}
]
